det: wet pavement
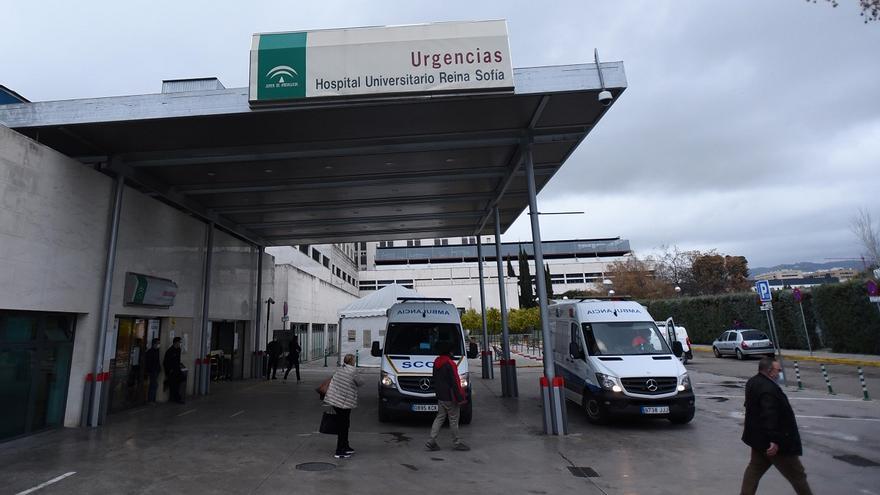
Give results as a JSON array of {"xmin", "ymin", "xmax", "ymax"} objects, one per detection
[{"xmin": 2, "ymin": 357, "xmax": 879, "ymax": 494}]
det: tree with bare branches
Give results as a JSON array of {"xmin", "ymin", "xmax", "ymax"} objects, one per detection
[
  {"xmin": 810, "ymin": 0, "xmax": 880, "ymax": 22},
  {"xmin": 850, "ymin": 208, "xmax": 880, "ymax": 268}
]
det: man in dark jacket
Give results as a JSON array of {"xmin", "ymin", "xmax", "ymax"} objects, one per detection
[
  {"xmin": 740, "ymin": 357, "xmax": 813, "ymax": 494},
  {"xmin": 425, "ymin": 341, "xmax": 469, "ymax": 452},
  {"xmin": 145, "ymin": 338, "xmax": 161, "ymax": 403},
  {"xmin": 163, "ymin": 337, "xmax": 185, "ymax": 404},
  {"xmin": 266, "ymin": 339, "xmax": 282, "ymax": 380},
  {"xmin": 283, "ymin": 336, "xmax": 302, "ymax": 381}
]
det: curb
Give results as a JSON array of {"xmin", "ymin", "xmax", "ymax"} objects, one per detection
[{"xmin": 692, "ymin": 346, "xmax": 880, "ymax": 368}]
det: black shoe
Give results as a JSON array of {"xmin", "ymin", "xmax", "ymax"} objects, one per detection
[
  {"xmin": 343, "ymin": 447, "xmax": 355, "ymax": 454},
  {"xmin": 334, "ymin": 453, "xmax": 351, "ymax": 459}
]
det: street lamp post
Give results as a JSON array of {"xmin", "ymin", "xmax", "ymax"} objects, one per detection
[
  {"xmin": 264, "ymin": 298, "xmax": 274, "ymax": 378},
  {"xmin": 468, "ymin": 295, "xmax": 473, "ymax": 310},
  {"xmin": 603, "ymin": 278, "xmax": 613, "ymax": 296}
]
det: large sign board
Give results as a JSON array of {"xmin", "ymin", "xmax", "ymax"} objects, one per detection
[
  {"xmin": 755, "ymin": 280, "xmax": 772, "ymax": 303},
  {"xmin": 123, "ymin": 272, "xmax": 178, "ymax": 307},
  {"xmin": 249, "ymin": 20, "xmax": 513, "ymax": 103}
]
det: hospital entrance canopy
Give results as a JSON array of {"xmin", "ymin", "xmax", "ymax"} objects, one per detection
[{"xmin": 0, "ymin": 21, "xmax": 626, "ymax": 247}]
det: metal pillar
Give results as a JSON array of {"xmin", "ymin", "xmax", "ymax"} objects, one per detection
[
  {"xmin": 89, "ymin": 173, "xmax": 124, "ymax": 427},
  {"xmin": 477, "ymin": 236, "xmax": 492, "ymax": 379},
  {"xmin": 524, "ymin": 144, "xmax": 566, "ymax": 435},
  {"xmin": 198, "ymin": 223, "xmax": 214, "ymax": 395},
  {"xmin": 253, "ymin": 247, "xmax": 263, "ymax": 379},
  {"xmin": 494, "ymin": 207, "xmax": 515, "ymax": 396}
]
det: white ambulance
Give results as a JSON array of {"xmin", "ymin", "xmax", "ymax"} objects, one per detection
[
  {"xmin": 550, "ymin": 299, "xmax": 695, "ymax": 424},
  {"xmin": 371, "ymin": 297, "xmax": 478, "ymax": 423}
]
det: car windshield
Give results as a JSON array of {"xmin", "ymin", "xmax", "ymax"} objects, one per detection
[
  {"xmin": 581, "ymin": 321, "xmax": 671, "ymax": 356},
  {"xmin": 384, "ymin": 322, "xmax": 464, "ymax": 356},
  {"xmin": 741, "ymin": 330, "xmax": 769, "ymax": 341}
]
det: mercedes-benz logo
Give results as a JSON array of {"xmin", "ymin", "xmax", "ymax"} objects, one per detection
[
  {"xmin": 419, "ymin": 378, "xmax": 431, "ymax": 391},
  {"xmin": 645, "ymin": 379, "xmax": 659, "ymax": 392}
]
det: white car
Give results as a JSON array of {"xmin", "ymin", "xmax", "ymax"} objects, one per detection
[{"xmin": 712, "ymin": 329, "xmax": 775, "ymax": 360}]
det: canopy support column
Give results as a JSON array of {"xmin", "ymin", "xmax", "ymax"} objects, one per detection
[{"xmin": 494, "ymin": 207, "xmax": 516, "ymax": 397}]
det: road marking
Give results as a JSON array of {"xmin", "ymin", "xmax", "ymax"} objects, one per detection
[
  {"xmin": 177, "ymin": 409, "xmax": 196, "ymax": 417},
  {"xmin": 797, "ymin": 415, "xmax": 880, "ymax": 423},
  {"xmin": 696, "ymin": 394, "xmax": 868, "ymax": 402},
  {"xmin": 15, "ymin": 472, "xmax": 76, "ymax": 495},
  {"xmin": 229, "ymin": 410, "xmax": 244, "ymax": 418}
]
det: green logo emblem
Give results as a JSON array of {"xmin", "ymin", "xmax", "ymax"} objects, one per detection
[{"xmin": 256, "ymin": 32, "xmax": 307, "ymax": 101}]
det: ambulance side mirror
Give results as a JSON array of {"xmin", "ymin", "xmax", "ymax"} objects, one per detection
[
  {"xmin": 672, "ymin": 341, "xmax": 684, "ymax": 358},
  {"xmin": 569, "ymin": 342, "xmax": 584, "ymax": 360},
  {"xmin": 371, "ymin": 341, "xmax": 382, "ymax": 357}
]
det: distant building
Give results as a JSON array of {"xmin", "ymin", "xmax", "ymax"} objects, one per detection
[{"xmin": 759, "ymin": 266, "xmax": 857, "ymax": 284}]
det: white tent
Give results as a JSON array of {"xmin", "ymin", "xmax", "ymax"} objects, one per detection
[{"xmin": 338, "ymin": 283, "xmax": 423, "ymax": 367}]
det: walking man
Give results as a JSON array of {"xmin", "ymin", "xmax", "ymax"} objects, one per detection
[
  {"xmin": 145, "ymin": 338, "xmax": 161, "ymax": 403},
  {"xmin": 740, "ymin": 356, "xmax": 813, "ymax": 495},
  {"xmin": 163, "ymin": 337, "xmax": 185, "ymax": 404},
  {"xmin": 267, "ymin": 338, "xmax": 282, "ymax": 380},
  {"xmin": 284, "ymin": 336, "xmax": 302, "ymax": 381},
  {"xmin": 425, "ymin": 341, "xmax": 470, "ymax": 452}
]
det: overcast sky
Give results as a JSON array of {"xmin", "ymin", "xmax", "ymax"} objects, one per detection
[{"xmin": 3, "ymin": 0, "xmax": 878, "ymax": 267}]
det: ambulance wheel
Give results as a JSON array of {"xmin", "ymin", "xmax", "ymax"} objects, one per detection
[
  {"xmin": 583, "ymin": 394, "xmax": 609, "ymax": 425},
  {"xmin": 460, "ymin": 401, "xmax": 472, "ymax": 425},
  {"xmin": 378, "ymin": 404, "xmax": 392, "ymax": 423}
]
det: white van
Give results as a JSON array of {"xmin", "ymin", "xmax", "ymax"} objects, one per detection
[
  {"xmin": 371, "ymin": 297, "xmax": 478, "ymax": 423},
  {"xmin": 655, "ymin": 318, "xmax": 693, "ymax": 364},
  {"xmin": 550, "ymin": 299, "xmax": 695, "ymax": 424}
]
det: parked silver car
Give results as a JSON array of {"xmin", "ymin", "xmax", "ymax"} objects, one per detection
[{"xmin": 712, "ymin": 329, "xmax": 775, "ymax": 360}]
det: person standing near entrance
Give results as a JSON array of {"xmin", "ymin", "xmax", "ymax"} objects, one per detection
[
  {"xmin": 324, "ymin": 354, "xmax": 363, "ymax": 459},
  {"xmin": 163, "ymin": 337, "xmax": 185, "ymax": 404},
  {"xmin": 267, "ymin": 339, "xmax": 282, "ymax": 380},
  {"xmin": 145, "ymin": 338, "xmax": 161, "ymax": 403},
  {"xmin": 740, "ymin": 356, "xmax": 813, "ymax": 495},
  {"xmin": 284, "ymin": 336, "xmax": 302, "ymax": 381},
  {"xmin": 425, "ymin": 341, "xmax": 470, "ymax": 452}
]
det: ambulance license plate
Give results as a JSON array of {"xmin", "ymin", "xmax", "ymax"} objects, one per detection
[
  {"xmin": 641, "ymin": 406, "xmax": 669, "ymax": 415},
  {"xmin": 412, "ymin": 404, "xmax": 438, "ymax": 412}
]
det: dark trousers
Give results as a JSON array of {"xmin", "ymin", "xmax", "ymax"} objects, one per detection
[
  {"xmin": 741, "ymin": 448, "xmax": 813, "ymax": 495},
  {"xmin": 169, "ymin": 375, "xmax": 184, "ymax": 403},
  {"xmin": 284, "ymin": 359, "xmax": 300, "ymax": 380},
  {"xmin": 268, "ymin": 357, "xmax": 279, "ymax": 379},
  {"xmin": 147, "ymin": 371, "xmax": 159, "ymax": 402},
  {"xmin": 333, "ymin": 407, "xmax": 352, "ymax": 454}
]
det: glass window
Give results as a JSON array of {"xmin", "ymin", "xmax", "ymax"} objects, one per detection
[
  {"xmin": 581, "ymin": 322, "xmax": 670, "ymax": 356},
  {"xmin": 728, "ymin": 332, "xmax": 739, "ymax": 342},
  {"xmin": 362, "ymin": 330, "xmax": 372, "ymax": 348},
  {"xmin": 384, "ymin": 323, "xmax": 464, "ymax": 356},
  {"xmin": 741, "ymin": 330, "xmax": 769, "ymax": 341}
]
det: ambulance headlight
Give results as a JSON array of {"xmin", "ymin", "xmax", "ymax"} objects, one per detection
[
  {"xmin": 380, "ymin": 371, "xmax": 396, "ymax": 388},
  {"xmin": 596, "ymin": 373, "xmax": 621, "ymax": 392},
  {"xmin": 460, "ymin": 372, "xmax": 469, "ymax": 388},
  {"xmin": 677, "ymin": 373, "xmax": 691, "ymax": 392}
]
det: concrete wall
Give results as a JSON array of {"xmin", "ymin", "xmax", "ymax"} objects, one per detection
[{"xmin": 0, "ymin": 125, "xmax": 271, "ymax": 428}]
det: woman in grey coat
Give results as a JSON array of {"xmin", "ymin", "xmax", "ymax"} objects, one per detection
[{"xmin": 324, "ymin": 354, "xmax": 363, "ymax": 458}]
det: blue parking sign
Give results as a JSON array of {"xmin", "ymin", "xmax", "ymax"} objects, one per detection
[{"xmin": 756, "ymin": 280, "xmax": 772, "ymax": 302}]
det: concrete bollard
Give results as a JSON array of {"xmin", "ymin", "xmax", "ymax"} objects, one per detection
[
  {"xmin": 794, "ymin": 361, "xmax": 803, "ymax": 391},
  {"xmin": 821, "ymin": 364, "xmax": 835, "ymax": 395},
  {"xmin": 858, "ymin": 367, "xmax": 871, "ymax": 401}
]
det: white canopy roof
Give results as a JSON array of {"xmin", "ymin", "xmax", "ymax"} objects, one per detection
[{"xmin": 338, "ymin": 283, "xmax": 423, "ymax": 318}]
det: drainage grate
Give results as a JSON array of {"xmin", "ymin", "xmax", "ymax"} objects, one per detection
[
  {"xmin": 296, "ymin": 462, "xmax": 337, "ymax": 471},
  {"xmin": 834, "ymin": 455, "xmax": 880, "ymax": 467},
  {"xmin": 567, "ymin": 466, "xmax": 600, "ymax": 478}
]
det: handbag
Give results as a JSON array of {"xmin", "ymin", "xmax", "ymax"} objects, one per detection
[
  {"xmin": 316, "ymin": 377, "xmax": 332, "ymax": 399},
  {"xmin": 319, "ymin": 411, "xmax": 339, "ymax": 434}
]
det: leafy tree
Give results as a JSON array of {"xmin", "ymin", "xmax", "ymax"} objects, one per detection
[
  {"xmin": 810, "ymin": 0, "xmax": 880, "ymax": 23},
  {"xmin": 605, "ymin": 256, "xmax": 675, "ymax": 299},
  {"xmin": 509, "ymin": 307, "xmax": 541, "ymax": 333},
  {"xmin": 486, "ymin": 307, "xmax": 502, "ymax": 334},
  {"xmin": 460, "ymin": 308, "xmax": 482, "ymax": 332},
  {"xmin": 691, "ymin": 253, "xmax": 751, "ymax": 295}
]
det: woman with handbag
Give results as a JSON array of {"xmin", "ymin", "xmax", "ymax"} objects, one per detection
[{"xmin": 323, "ymin": 353, "xmax": 363, "ymax": 459}]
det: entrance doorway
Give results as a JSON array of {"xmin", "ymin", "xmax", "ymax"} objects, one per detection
[
  {"xmin": 0, "ymin": 311, "xmax": 75, "ymax": 441},
  {"xmin": 108, "ymin": 317, "xmax": 161, "ymax": 413},
  {"xmin": 210, "ymin": 321, "xmax": 247, "ymax": 381}
]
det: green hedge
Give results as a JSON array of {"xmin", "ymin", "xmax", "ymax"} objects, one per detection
[{"xmin": 643, "ymin": 280, "xmax": 880, "ymax": 354}]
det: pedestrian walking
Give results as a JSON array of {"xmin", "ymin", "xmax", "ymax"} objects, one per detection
[
  {"xmin": 740, "ymin": 356, "xmax": 813, "ymax": 495},
  {"xmin": 323, "ymin": 354, "xmax": 363, "ymax": 459},
  {"xmin": 284, "ymin": 336, "xmax": 302, "ymax": 381},
  {"xmin": 266, "ymin": 339, "xmax": 282, "ymax": 380},
  {"xmin": 425, "ymin": 341, "xmax": 470, "ymax": 452},
  {"xmin": 163, "ymin": 337, "xmax": 186, "ymax": 404},
  {"xmin": 145, "ymin": 338, "xmax": 161, "ymax": 403}
]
